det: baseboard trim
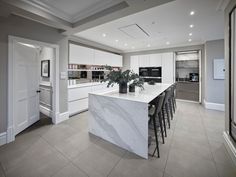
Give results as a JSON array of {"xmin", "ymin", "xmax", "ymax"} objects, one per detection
[
  {"xmin": 223, "ymin": 131, "xmax": 236, "ymax": 167},
  {"xmin": 55, "ymin": 111, "xmax": 69, "ymax": 124},
  {"xmin": 40, "ymin": 105, "xmax": 52, "ymax": 117},
  {"xmin": 0, "ymin": 132, "xmax": 7, "ymax": 146},
  {"xmin": 176, "ymin": 99, "xmax": 200, "ymax": 104},
  {"xmin": 204, "ymin": 99, "xmax": 225, "ymax": 111}
]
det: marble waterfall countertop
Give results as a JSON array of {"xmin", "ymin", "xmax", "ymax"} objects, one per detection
[
  {"xmin": 88, "ymin": 83, "xmax": 171, "ymax": 159},
  {"xmin": 89, "ymin": 83, "xmax": 171, "ymax": 103}
]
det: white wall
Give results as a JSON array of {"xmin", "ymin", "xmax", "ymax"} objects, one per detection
[{"xmin": 204, "ymin": 39, "xmax": 225, "ymax": 104}]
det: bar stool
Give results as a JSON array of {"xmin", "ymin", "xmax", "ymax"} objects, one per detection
[
  {"xmin": 162, "ymin": 87, "xmax": 172, "ymax": 129},
  {"xmin": 148, "ymin": 92, "xmax": 165, "ymax": 158},
  {"xmin": 173, "ymin": 83, "xmax": 177, "ymax": 109}
]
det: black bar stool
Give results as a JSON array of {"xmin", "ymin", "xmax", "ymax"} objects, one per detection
[
  {"xmin": 148, "ymin": 92, "xmax": 165, "ymax": 158},
  {"xmin": 162, "ymin": 87, "xmax": 172, "ymax": 129}
]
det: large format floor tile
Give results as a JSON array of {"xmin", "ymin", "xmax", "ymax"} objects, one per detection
[
  {"xmin": 165, "ymin": 148, "xmax": 218, "ymax": 177},
  {"xmin": 0, "ymin": 101, "xmax": 235, "ymax": 177}
]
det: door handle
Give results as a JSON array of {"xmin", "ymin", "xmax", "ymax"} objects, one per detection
[{"xmin": 36, "ymin": 90, "xmax": 41, "ymax": 93}]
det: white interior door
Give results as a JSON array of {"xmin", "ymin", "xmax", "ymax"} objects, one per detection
[{"xmin": 14, "ymin": 42, "xmax": 40, "ymax": 135}]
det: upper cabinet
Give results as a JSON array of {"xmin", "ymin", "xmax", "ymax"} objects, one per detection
[
  {"xmin": 162, "ymin": 52, "xmax": 175, "ymax": 84},
  {"xmin": 69, "ymin": 44, "xmax": 94, "ymax": 65},
  {"xmin": 150, "ymin": 54, "xmax": 162, "ymax": 67},
  {"xmin": 112, "ymin": 54, "xmax": 123, "ymax": 67},
  {"xmin": 130, "ymin": 52, "xmax": 175, "ymax": 84},
  {"xmin": 69, "ymin": 43, "xmax": 123, "ymax": 67},
  {"xmin": 130, "ymin": 56, "xmax": 139, "ymax": 74},
  {"xmin": 139, "ymin": 55, "xmax": 150, "ymax": 67},
  {"xmin": 94, "ymin": 49, "xmax": 109, "ymax": 66}
]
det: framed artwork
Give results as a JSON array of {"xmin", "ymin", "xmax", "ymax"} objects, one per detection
[{"xmin": 41, "ymin": 60, "xmax": 50, "ymax": 78}]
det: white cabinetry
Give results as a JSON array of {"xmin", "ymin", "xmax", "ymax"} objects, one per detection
[
  {"xmin": 162, "ymin": 52, "xmax": 175, "ymax": 84},
  {"xmin": 94, "ymin": 49, "xmax": 109, "ymax": 66},
  {"xmin": 68, "ymin": 83, "xmax": 118, "ymax": 116},
  {"xmin": 129, "ymin": 52, "xmax": 175, "ymax": 84},
  {"xmin": 112, "ymin": 54, "xmax": 123, "ymax": 67},
  {"xmin": 150, "ymin": 54, "xmax": 162, "ymax": 67},
  {"xmin": 69, "ymin": 43, "xmax": 122, "ymax": 67},
  {"xmin": 139, "ymin": 55, "xmax": 150, "ymax": 67},
  {"xmin": 130, "ymin": 56, "xmax": 139, "ymax": 74},
  {"xmin": 69, "ymin": 44, "xmax": 94, "ymax": 65}
]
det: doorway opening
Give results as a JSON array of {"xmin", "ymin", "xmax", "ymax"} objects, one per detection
[
  {"xmin": 175, "ymin": 50, "xmax": 201, "ymax": 103},
  {"xmin": 8, "ymin": 36, "xmax": 59, "ymax": 143}
]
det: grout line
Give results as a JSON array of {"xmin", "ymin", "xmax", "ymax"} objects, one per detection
[
  {"xmin": 106, "ymin": 150, "xmax": 127, "ymax": 177},
  {"xmin": 0, "ymin": 162, "xmax": 6, "ymax": 177},
  {"xmin": 162, "ymin": 105, "xmax": 178, "ymax": 177},
  {"xmin": 199, "ymin": 106, "xmax": 221, "ymax": 177}
]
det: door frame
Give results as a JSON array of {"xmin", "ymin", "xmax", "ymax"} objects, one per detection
[
  {"xmin": 174, "ymin": 49, "xmax": 202, "ymax": 103},
  {"xmin": 8, "ymin": 35, "xmax": 60, "ymax": 143}
]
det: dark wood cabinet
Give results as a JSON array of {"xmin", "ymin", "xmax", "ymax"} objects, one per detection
[{"xmin": 176, "ymin": 82, "xmax": 199, "ymax": 102}]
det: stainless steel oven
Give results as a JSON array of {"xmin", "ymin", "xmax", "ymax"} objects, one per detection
[
  {"xmin": 150, "ymin": 67, "xmax": 162, "ymax": 77},
  {"xmin": 139, "ymin": 67, "xmax": 149, "ymax": 77}
]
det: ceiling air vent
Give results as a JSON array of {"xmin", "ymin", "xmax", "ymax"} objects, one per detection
[{"xmin": 119, "ymin": 24, "xmax": 150, "ymax": 39}]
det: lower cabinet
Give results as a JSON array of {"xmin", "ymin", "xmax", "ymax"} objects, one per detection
[
  {"xmin": 68, "ymin": 83, "xmax": 117, "ymax": 116},
  {"xmin": 69, "ymin": 98, "xmax": 88, "ymax": 116}
]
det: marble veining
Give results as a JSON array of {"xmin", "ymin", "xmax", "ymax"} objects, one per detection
[{"xmin": 88, "ymin": 83, "xmax": 171, "ymax": 159}]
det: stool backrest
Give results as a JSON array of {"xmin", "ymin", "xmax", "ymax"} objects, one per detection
[
  {"xmin": 155, "ymin": 92, "xmax": 165, "ymax": 113},
  {"xmin": 164, "ymin": 87, "xmax": 172, "ymax": 103}
]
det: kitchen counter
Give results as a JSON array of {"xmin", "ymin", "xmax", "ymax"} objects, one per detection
[
  {"xmin": 88, "ymin": 83, "xmax": 171, "ymax": 159},
  {"xmin": 90, "ymin": 83, "xmax": 170, "ymax": 103},
  {"xmin": 68, "ymin": 82, "xmax": 107, "ymax": 89}
]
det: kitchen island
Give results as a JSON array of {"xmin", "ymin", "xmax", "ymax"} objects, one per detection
[{"xmin": 88, "ymin": 83, "xmax": 171, "ymax": 159}]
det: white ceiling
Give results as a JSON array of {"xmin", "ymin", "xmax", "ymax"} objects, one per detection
[
  {"xmin": 75, "ymin": 0, "xmax": 225, "ymax": 53},
  {"xmin": 20, "ymin": 0, "xmax": 124, "ymax": 22}
]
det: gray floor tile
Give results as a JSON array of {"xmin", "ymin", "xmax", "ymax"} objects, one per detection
[
  {"xmin": 108, "ymin": 152, "xmax": 164, "ymax": 177},
  {"xmin": 215, "ymin": 162, "xmax": 236, "ymax": 177},
  {"xmin": 41, "ymin": 123, "xmax": 78, "ymax": 146},
  {"xmin": 0, "ymin": 101, "xmax": 234, "ymax": 177},
  {"xmin": 165, "ymin": 148, "xmax": 219, "ymax": 177},
  {"xmin": 66, "ymin": 113, "xmax": 89, "ymax": 132},
  {"xmin": 171, "ymin": 136, "xmax": 213, "ymax": 161},
  {"xmin": 73, "ymin": 143, "xmax": 125, "ymax": 177},
  {"xmin": 209, "ymin": 141, "xmax": 235, "ymax": 166},
  {"xmin": 0, "ymin": 132, "xmax": 42, "ymax": 172},
  {"xmin": 5, "ymin": 138, "xmax": 69, "ymax": 177},
  {"xmin": 0, "ymin": 163, "xmax": 5, "ymax": 177},
  {"xmin": 54, "ymin": 132, "xmax": 99, "ymax": 160},
  {"xmin": 52, "ymin": 163, "xmax": 88, "ymax": 177}
]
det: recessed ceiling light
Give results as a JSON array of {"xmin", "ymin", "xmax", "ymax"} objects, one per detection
[
  {"xmin": 166, "ymin": 41, "xmax": 170, "ymax": 45},
  {"xmin": 188, "ymin": 39, "xmax": 192, "ymax": 42},
  {"xmin": 102, "ymin": 33, "xmax": 106, "ymax": 37},
  {"xmin": 190, "ymin": 24, "xmax": 194, "ymax": 28},
  {"xmin": 115, "ymin": 39, "xmax": 119, "ymax": 42},
  {"xmin": 124, "ymin": 43, "xmax": 128, "ymax": 46},
  {"xmin": 131, "ymin": 46, "xmax": 135, "ymax": 49},
  {"xmin": 147, "ymin": 44, "xmax": 151, "ymax": 47},
  {"xmin": 189, "ymin": 33, "xmax": 192, "ymax": 36},
  {"xmin": 190, "ymin": 11, "xmax": 195, "ymax": 15}
]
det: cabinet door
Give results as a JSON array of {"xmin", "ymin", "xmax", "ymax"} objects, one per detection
[
  {"xmin": 94, "ymin": 49, "xmax": 110, "ymax": 66},
  {"xmin": 69, "ymin": 98, "xmax": 88, "ymax": 116},
  {"xmin": 112, "ymin": 54, "xmax": 123, "ymax": 67},
  {"xmin": 150, "ymin": 54, "xmax": 162, "ymax": 67},
  {"xmin": 69, "ymin": 44, "xmax": 94, "ymax": 65},
  {"xmin": 162, "ymin": 52, "xmax": 174, "ymax": 84},
  {"xmin": 139, "ymin": 55, "xmax": 150, "ymax": 67},
  {"xmin": 130, "ymin": 56, "xmax": 139, "ymax": 74},
  {"xmin": 68, "ymin": 86, "xmax": 92, "ymax": 101}
]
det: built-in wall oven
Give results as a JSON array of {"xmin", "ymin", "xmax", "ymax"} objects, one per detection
[{"xmin": 139, "ymin": 67, "xmax": 162, "ymax": 83}]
